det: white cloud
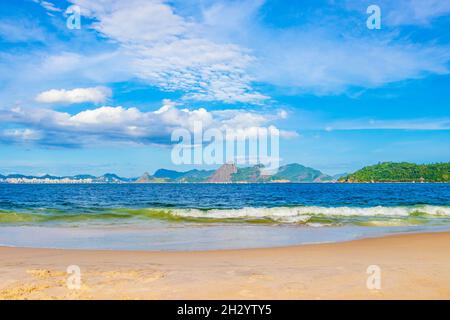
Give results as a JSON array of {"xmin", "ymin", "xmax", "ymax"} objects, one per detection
[
  {"xmin": 324, "ymin": 118, "xmax": 450, "ymax": 131},
  {"xmin": 0, "ymin": 20, "xmax": 47, "ymax": 43},
  {"xmin": 131, "ymin": 38, "xmax": 268, "ymax": 103},
  {"xmin": 68, "ymin": 0, "xmax": 267, "ymax": 104},
  {"xmin": 2, "ymin": 0, "xmax": 449, "ymax": 106},
  {"xmin": 198, "ymin": 0, "xmax": 450, "ymax": 95},
  {"xmin": 0, "ymin": 128, "xmax": 43, "ymax": 143},
  {"xmin": 0, "ymin": 100, "xmax": 293, "ymax": 146},
  {"xmin": 254, "ymin": 29, "xmax": 450, "ymax": 95},
  {"xmin": 32, "ymin": 0, "xmax": 62, "ymax": 13},
  {"xmin": 360, "ymin": 0, "xmax": 450, "ymax": 26},
  {"xmin": 85, "ymin": 0, "xmax": 188, "ymax": 43},
  {"xmin": 35, "ymin": 87, "xmax": 112, "ymax": 104}
]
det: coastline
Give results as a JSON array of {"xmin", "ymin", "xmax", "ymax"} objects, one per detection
[
  {"xmin": 1, "ymin": 231, "xmax": 449, "ymax": 300},
  {"xmin": 2, "ymin": 181, "xmax": 450, "ymax": 184}
]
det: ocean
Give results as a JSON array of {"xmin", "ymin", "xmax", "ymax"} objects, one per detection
[{"xmin": 0, "ymin": 183, "xmax": 449, "ymax": 250}]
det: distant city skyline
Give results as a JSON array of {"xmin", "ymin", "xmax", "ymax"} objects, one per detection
[{"xmin": 1, "ymin": 0, "xmax": 449, "ymax": 176}]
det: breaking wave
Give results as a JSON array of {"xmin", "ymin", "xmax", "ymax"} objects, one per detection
[{"xmin": 1, "ymin": 205, "xmax": 450, "ymax": 227}]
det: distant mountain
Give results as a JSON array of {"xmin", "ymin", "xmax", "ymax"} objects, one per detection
[
  {"xmin": 196, "ymin": 163, "xmax": 334, "ymax": 183},
  {"xmin": 4, "ymin": 174, "xmax": 35, "ymax": 179},
  {"xmin": 231, "ymin": 164, "xmax": 264, "ymax": 182},
  {"xmin": 153, "ymin": 168, "xmax": 215, "ymax": 182},
  {"xmin": 227, "ymin": 163, "xmax": 333, "ymax": 183},
  {"xmin": 135, "ymin": 172, "xmax": 168, "ymax": 183},
  {"xmin": 208, "ymin": 164, "xmax": 238, "ymax": 183},
  {"xmin": 267, "ymin": 163, "xmax": 333, "ymax": 182},
  {"xmin": 136, "ymin": 172, "xmax": 153, "ymax": 183},
  {"xmin": 177, "ymin": 169, "xmax": 215, "ymax": 183},
  {"xmin": 71, "ymin": 174, "xmax": 97, "ymax": 180},
  {"xmin": 153, "ymin": 169, "xmax": 185, "ymax": 180},
  {"xmin": 94, "ymin": 173, "xmax": 127, "ymax": 183},
  {"xmin": 2, "ymin": 162, "xmax": 448, "ymax": 184},
  {"xmin": 332, "ymin": 173, "xmax": 348, "ymax": 180},
  {"xmin": 340, "ymin": 162, "xmax": 450, "ymax": 182},
  {"xmin": 0, "ymin": 163, "xmax": 340, "ymax": 184}
]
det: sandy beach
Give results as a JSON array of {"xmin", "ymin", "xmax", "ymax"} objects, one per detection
[{"xmin": 0, "ymin": 231, "xmax": 449, "ymax": 300}]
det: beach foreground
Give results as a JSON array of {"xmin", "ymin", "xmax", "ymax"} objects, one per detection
[{"xmin": 0, "ymin": 232, "xmax": 449, "ymax": 300}]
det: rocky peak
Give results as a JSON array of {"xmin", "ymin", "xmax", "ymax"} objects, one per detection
[
  {"xmin": 136, "ymin": 172, "xmax": 152, "ymax": 183},
  {"xmin": 207, "ymin": 163, "xmax": 237, "ymax": 183}
]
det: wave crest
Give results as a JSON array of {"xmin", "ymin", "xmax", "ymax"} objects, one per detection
[
  {"xmin": 0, "ymin": 205, "xmax": 449, "ymax": 226},
  {"xmin": 169, "ymin": 205, "xmax": 450, "ymax": 224}
]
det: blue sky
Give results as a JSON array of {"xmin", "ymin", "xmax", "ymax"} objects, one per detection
[{"xmin": 0, "ymin": 0, "xmax": 449, "ymax": 176}]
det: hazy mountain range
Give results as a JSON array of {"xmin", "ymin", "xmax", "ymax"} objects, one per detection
[
  {"xmin": 135, "ymin": 163, "xmax": 338, "ymax": 183},
  {"xmin": 0, "ymin": 163, "xmax": 343, "ymax": 184},
  {"xmin": 2, "ymin": 162, "xmax": 447, "ymax": 184}
]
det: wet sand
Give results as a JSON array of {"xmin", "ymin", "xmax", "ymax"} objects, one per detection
[{"xmin": 0, "ymin": 231, "xmax": 449, "ymax": 299}]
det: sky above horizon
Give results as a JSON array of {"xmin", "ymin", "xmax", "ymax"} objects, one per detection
[{"xmin": 0, "ymin": 0, "xmax": 449, "ymax": 176}]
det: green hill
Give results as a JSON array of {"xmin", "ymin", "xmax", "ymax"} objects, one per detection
[
  {"xmin": 145, "ymin": 163, "xmax": 333, "ymax": 183},
  {"xmin": 177, "ymin": 169, "xmax": 215, "ymax": 183},
  {"xmin": 267, "ymin": 163, "xmax": 333, "ymax": 182},
  {"xmin": 152, "ymin": 168, "xmax": 215, "ymax": 182},
  {"xmin": 230, "ymin": 163, "xmax": 332, "ymax": 183},
  {"xmin": 340, "ymin": 162, "xmax": 450, "ymax": 182},
  {"xmin": 231, "ymin": 164, "xmax": 264, "ymax": 182}
]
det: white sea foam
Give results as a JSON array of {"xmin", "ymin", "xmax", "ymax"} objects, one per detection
[{"xmin": 170, "ymin": 205, "xmax": 450, "ymax": 223}]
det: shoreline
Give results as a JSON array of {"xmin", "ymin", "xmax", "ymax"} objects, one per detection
[
  {"xmin": 1, "ymin": 231, "xmax": 449, "ymax": 299},
  {"xmin": 1, "ymin": 226, "xmax": 449, "ymax": 253}
]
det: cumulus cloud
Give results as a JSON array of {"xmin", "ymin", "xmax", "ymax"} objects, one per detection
[
  {"xmin": 35, "ymin": 87, "xmax": 112, "ymax": 104},
  {"xmin": 0, "ymin": 100, "xmax": 294, "ymax": 147}
]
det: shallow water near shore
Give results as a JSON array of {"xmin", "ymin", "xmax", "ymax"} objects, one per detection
[
  {"xmin": 0, "ymin": 183, "xmax": 449, "ymax": 250},
  {"xmin": 1, "ymin": 223, "xmax": 450, "ymax": 251}
]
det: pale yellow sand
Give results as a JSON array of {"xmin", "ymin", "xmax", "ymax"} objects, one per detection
[{"xmin": 0, "ymin": 231, "xmax": 449, "ymax": 300}]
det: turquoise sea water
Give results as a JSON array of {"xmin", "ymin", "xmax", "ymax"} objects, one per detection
[{"xmin": 0, "ymin": 183, "xmax": 449, "ymax": 250}]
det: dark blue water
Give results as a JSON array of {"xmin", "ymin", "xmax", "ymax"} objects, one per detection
[
  {"xmin": 1, "ymin": 183, "xmax": 449, "ymax": 211},
  {"xmin": 0, "ymin": 183, "xmax": 449, "ymax": 250}
]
